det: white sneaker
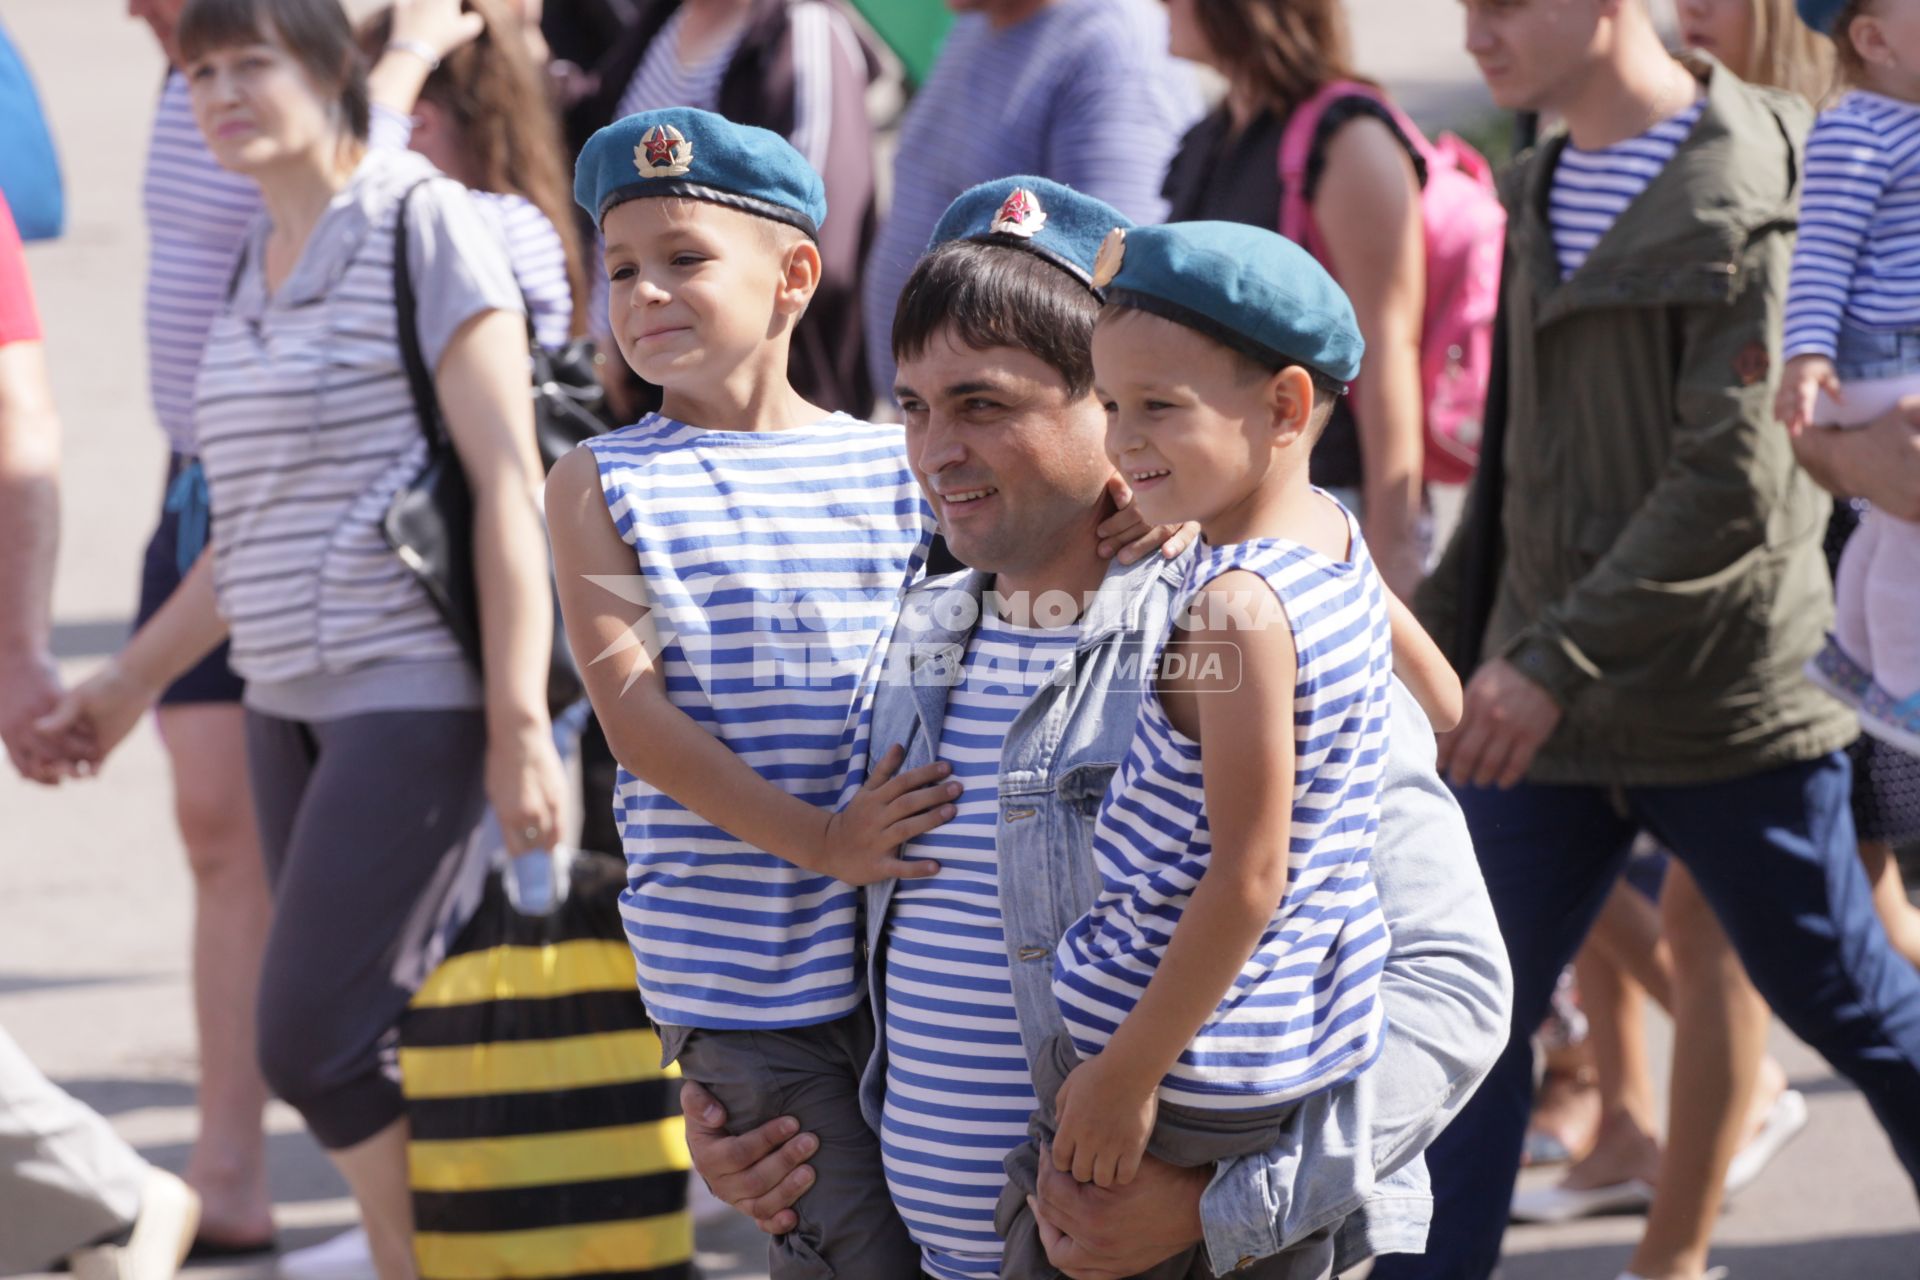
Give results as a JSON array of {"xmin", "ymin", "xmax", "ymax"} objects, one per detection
[
  {"xmin": 278, "ymin": 1226, "xmax": 375, "ymax": 1280},
  {"xmin": 1724, "ymin": 1088, "xmax": 1809, "ymax": 1195},
  {"xmin": 68, "ymin": 1167, "xmax": 201, "ymax": 1280},
  {"xmin": 1509, "ymin": 1176, "xmax": 1654, "ymax": 1223}
]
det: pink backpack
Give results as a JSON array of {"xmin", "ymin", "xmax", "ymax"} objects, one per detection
[{"xmin": 1279, "ymin": 81, "xmax": 1505, "ymax": 486}]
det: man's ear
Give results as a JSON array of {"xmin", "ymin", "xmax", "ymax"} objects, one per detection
[
  {"xmin": 777, "ymin": 238, "xmax": 823, "ymax": 317},
  {"xmin": 1267, "ymin": 365, "xmax": 1317, "ymax": 446}
]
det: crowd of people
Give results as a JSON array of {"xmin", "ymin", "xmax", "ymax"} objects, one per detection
[{"xmin": 2, "ymin": 1, "xmax": 1920, "ymax": 1280}]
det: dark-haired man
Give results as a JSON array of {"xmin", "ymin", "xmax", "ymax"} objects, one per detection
[{"xmin": 683, "ymin": 177, "xmax": 1513, "ymax": 1279}]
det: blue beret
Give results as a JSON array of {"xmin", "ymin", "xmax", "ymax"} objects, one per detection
[
  {"xmin": 927, "ymin": 176, "xmax": 1134, "ymax": 294},
  {"xmin": 573, "ymin": 107, "xmax": 827, "ymax": 239},
  {"xmin": 1090, "ymin": 221, "xmax": 1364, "ymax": 384},
  {"xmin": 1796, "ymin": 0, "xmax": 1845, "ymax": 33}
]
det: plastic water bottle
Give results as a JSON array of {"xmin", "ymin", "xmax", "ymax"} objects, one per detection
[{"xmin": 505, "ymin": 846, "xmax": 572, "ymax": 916}]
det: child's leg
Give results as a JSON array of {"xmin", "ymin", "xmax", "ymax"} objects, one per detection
[
  {"xmin": 1865, "ymin": 509, "xmax": 1920, "ymax": 700},
  {"xmin": 995, "ymin": 1033, "xmax": 1297, "ymax": 1280},
  {"xmin": 667, "ymin": 1015, "xmax": 918, "ymax": 1280},
  {"xmin": 1836, "ymin": 506, "xmax": 1880, "ymax": 667}
]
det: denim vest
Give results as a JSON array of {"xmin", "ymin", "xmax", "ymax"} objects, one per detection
[{"xmin": 859, "ymin": 551, "xmax": 1514, "ymax": 1275}]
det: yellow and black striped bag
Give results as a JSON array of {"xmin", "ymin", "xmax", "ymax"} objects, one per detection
[{"xmin": 401, "ymin": 852, "xmax": 693, "ymax": 1280}]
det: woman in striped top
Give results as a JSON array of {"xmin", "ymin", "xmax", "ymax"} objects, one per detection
[
  {"xmin": 43, "ymin": 1, "xmax": 565, "ymax": 1274},
  {"xmin": 995, "ymin": 221, "xmax": 1462, "ymax": 1279},
  {"xmin": 358, "ymin": 0, "xmax": 588, "ymax": 350},
  {"xmin": 1779, "ymin": 0, "xmax": 1920, "ymax": 754}
]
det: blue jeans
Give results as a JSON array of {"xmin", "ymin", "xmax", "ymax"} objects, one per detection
[{"xmin": 1372, "ymin": 753, "xmax": 1920, "ymax": 1280}]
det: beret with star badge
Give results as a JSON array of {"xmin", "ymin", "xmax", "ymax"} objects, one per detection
[
  {"xmin": 1091, "ymin": 220, "xmax": 1364, "ymax": 384},
  {"xmin": 1795, "ymin": 0, "xmax": 1847, "ymax": 33},
  {"xmin": 928, "ymin": 175, "xmax": 1135, "ymax": 296},
  {"xmin": 573, "ymin": 107, "xmax": 827, "ymax": 238}
]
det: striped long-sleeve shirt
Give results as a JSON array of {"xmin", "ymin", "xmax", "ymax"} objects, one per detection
[
  {"xmin": 860, "ymin": 0, "xmax": 1200, "ymax": 403},
  {"xmin": 1784, "ymin": 91, "xmax": 1920, "ymax": 361}
]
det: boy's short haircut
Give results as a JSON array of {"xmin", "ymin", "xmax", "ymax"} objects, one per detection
[{"xmin": 891, "ymin": 239, "xmax": 1101, "ymax": 399}]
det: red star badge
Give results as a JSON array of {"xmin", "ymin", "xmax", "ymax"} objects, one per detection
[
  {"xmin": 643, "ymin": 128, "xmax": 678, "ymax": 166},
  {"xmin": 989, "ymin": 187, "xmax": 1047, "ymax": 239}
]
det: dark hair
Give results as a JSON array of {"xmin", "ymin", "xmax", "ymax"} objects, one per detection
[
  {"xmin": 890, "ymin": 239, "xmax": 1100, "ymax": 398},
  {"xmin": 1192, "ymin": 0, "xmax": 1366, "ymax": 120},
  {"xmin": 358, "ymin": 0, "xmax": 588, "ymax": 336},
  {"xmin": 1831, "ymin": 0, "xmax": 1871, "ymax": 84},
  {"xmin": 180, "ymin": 0, "xmax": 371, "ymax": 140}
]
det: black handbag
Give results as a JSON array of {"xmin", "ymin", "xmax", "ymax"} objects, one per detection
[{"xmin": 381, "ymin": 180, "xmax": 608, "ymax": 715}]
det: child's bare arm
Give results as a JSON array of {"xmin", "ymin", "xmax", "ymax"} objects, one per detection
[
  {"xmin": 1387, "ymin": 590, "xmax": 1462, "ymax": 732},
  {"xmin": 546, "ymin": 447, "xmax": 957, "ymax": 884},
  {"xmin": 1051, "ymin": 572, "xmax": 1299, "ymax": 1188},
  {"xmin": 1776, "ymin": 354, "xmax": 1842, "ymax": 437}
]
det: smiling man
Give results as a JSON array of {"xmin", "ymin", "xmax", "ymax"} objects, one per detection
[{"xmin": 682, "ymin": 176, "xmax": 1513, "ymax": 1280}]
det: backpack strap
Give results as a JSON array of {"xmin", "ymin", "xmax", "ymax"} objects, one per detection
[
  {"xmin": 391, "ymin": 179, "xmax": 447, "ymax": 450},
  {"xmin": 1278, "ymin": 80, "xmax": 1433, "ymax": 262}
]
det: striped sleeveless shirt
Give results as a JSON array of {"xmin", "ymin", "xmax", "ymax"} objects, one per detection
[
  {"xmin": 588, "ymin": 413, "xmax": 932, "ymax": 1028},
  {"xmin": 879, "ymin": 606, "xmax": 1080, "ymax": 1280},
  {"xmin": 1053, "ymin": 503, "xmax": 1394, "ymax": 1109}
]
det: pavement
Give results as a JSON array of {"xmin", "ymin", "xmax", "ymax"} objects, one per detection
[{"xmin": 2, "ymin": 0, "xmax": 1917, "ymax": 1277}]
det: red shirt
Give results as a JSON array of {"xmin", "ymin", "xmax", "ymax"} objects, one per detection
[{"xmin": 0, "ymin": 191, "xmax": 43, "ymax": 345}]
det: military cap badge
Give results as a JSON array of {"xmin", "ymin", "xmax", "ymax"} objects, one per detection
[
  {"xmin": 1091, "ymin": 227, "xmax": 1127, "ymax": 289},
  {"xmin": 634, "ymin": 124, "xmax": 693, "ymax": 179},
  {"xmin": 989, "ymin": 187, "xmax": 1047, "ymax": 239}
]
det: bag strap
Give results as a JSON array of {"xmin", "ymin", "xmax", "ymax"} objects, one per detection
[
  {"xmin": 392, "ymin": 179, "xmax": 447, "ymax": 450},
  {"xmin": 1279, "ymin": 80, "xmax": 1433, "ymax": 260},
  {"xmin": 1451, "ymin": 253, "xmax": 1511, "ymax": 674}
]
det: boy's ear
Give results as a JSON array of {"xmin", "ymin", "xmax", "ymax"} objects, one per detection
[
  {"xmin": 1267, "ymin": 365, "xmax": 1317, "ymax": 445},
  {"xmin": 1852, "ymin": 13, "xmax": 1889, "ymax": 68},
  {"xmin": 777, "ymin": 238, "xmax": 824, "ymax": 315}
]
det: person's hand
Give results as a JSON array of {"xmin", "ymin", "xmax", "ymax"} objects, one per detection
[
  {"xmin": 1051, "ymin": 1056, "xmax": 1156, "ymax": 1188},
  {"xmin": 1776, "ymin": 354, "xmax": 1841, "ymax": 437},
  {"xmin": 0, "ymin": 649, "xmax": 65, "ymax": 784},
  {"xmin": 548, "ymin": 59, "xmax": 600, "ymax": 109},
  {"xmin": 680, "ymin": 1081, "xmax": 816, "ymax": 1235},
  {"xmin": 1097, "ymin": 474, "xmax": 1200, "ymax": 564},
  {"xmin": 1028, "ymin": 1144, "xmax": 1209, "ymax": 1280},
  {"xmin": 815, "ymin": 744, "xmax": 957, "ymax": 885},
  {"xmin": 1799, "ymin": 398, "xmax": 1920, "ymax": 518},
  {"xmin": 486, "ymin": 723, "xmax": 567, "ymax": 856},
  {"xmin": 31, "ymin": 660, "xmax": 157, "ymax": 778},
  {"xmin": 387, "ymin": 0, "xmax": 486, "ymax": 63},
  {"xmin": 1437, "ymin": 656, "xmax": 1561, "ymax": 789}
]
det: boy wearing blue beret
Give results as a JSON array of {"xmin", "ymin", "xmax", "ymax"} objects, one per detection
[
  {"xmin": 996, "ymin": 221, "xmax": 1462, "ymax": 1278},
  {"xmin": 545, "ymin": 107, "xmax": 951, "ymax": 1279}
]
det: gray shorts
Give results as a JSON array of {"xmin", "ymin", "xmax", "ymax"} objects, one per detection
[
  {"xmin": 995, "ymin": 1033, "xmax": 1334, "ymax": 1280},
  {"xmin": 660, "ymin": 1010, "xmax": 919, "ymax": 1280}
]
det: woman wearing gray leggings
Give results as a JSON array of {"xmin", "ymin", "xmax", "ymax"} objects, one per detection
[{"xmin": 39, "ymin": 0, "xmax": 566, "ymax": 1274}]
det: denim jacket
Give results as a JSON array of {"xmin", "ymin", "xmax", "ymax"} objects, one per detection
[{"xmin": 859, "ymin": 551, "xmax": 1513, "ymax": 1275}]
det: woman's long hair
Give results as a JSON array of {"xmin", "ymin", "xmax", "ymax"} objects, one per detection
[
  {"xmin": 362, "ymin": 0, "xmax": 589, "ymax": 336},
  {"xmin": 1740, "ymin": 0, "xmax": 1839, "ymax": 104},
  {"xmin": 1190, "ymin": 0, "xmax": 1366, "ymax": 119}
]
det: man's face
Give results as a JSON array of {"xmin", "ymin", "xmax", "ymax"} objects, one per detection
[
  {"xmin": 895, "ymin": 331, "xmax": 1113, "ymax": 577},
  {"xmin": 130, "ymin": 0, "xmax": 188, "ymax": 64},
  {"xmin": 1461, "ymin": 0, "xmax": 1608, "ymax": 113}
]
